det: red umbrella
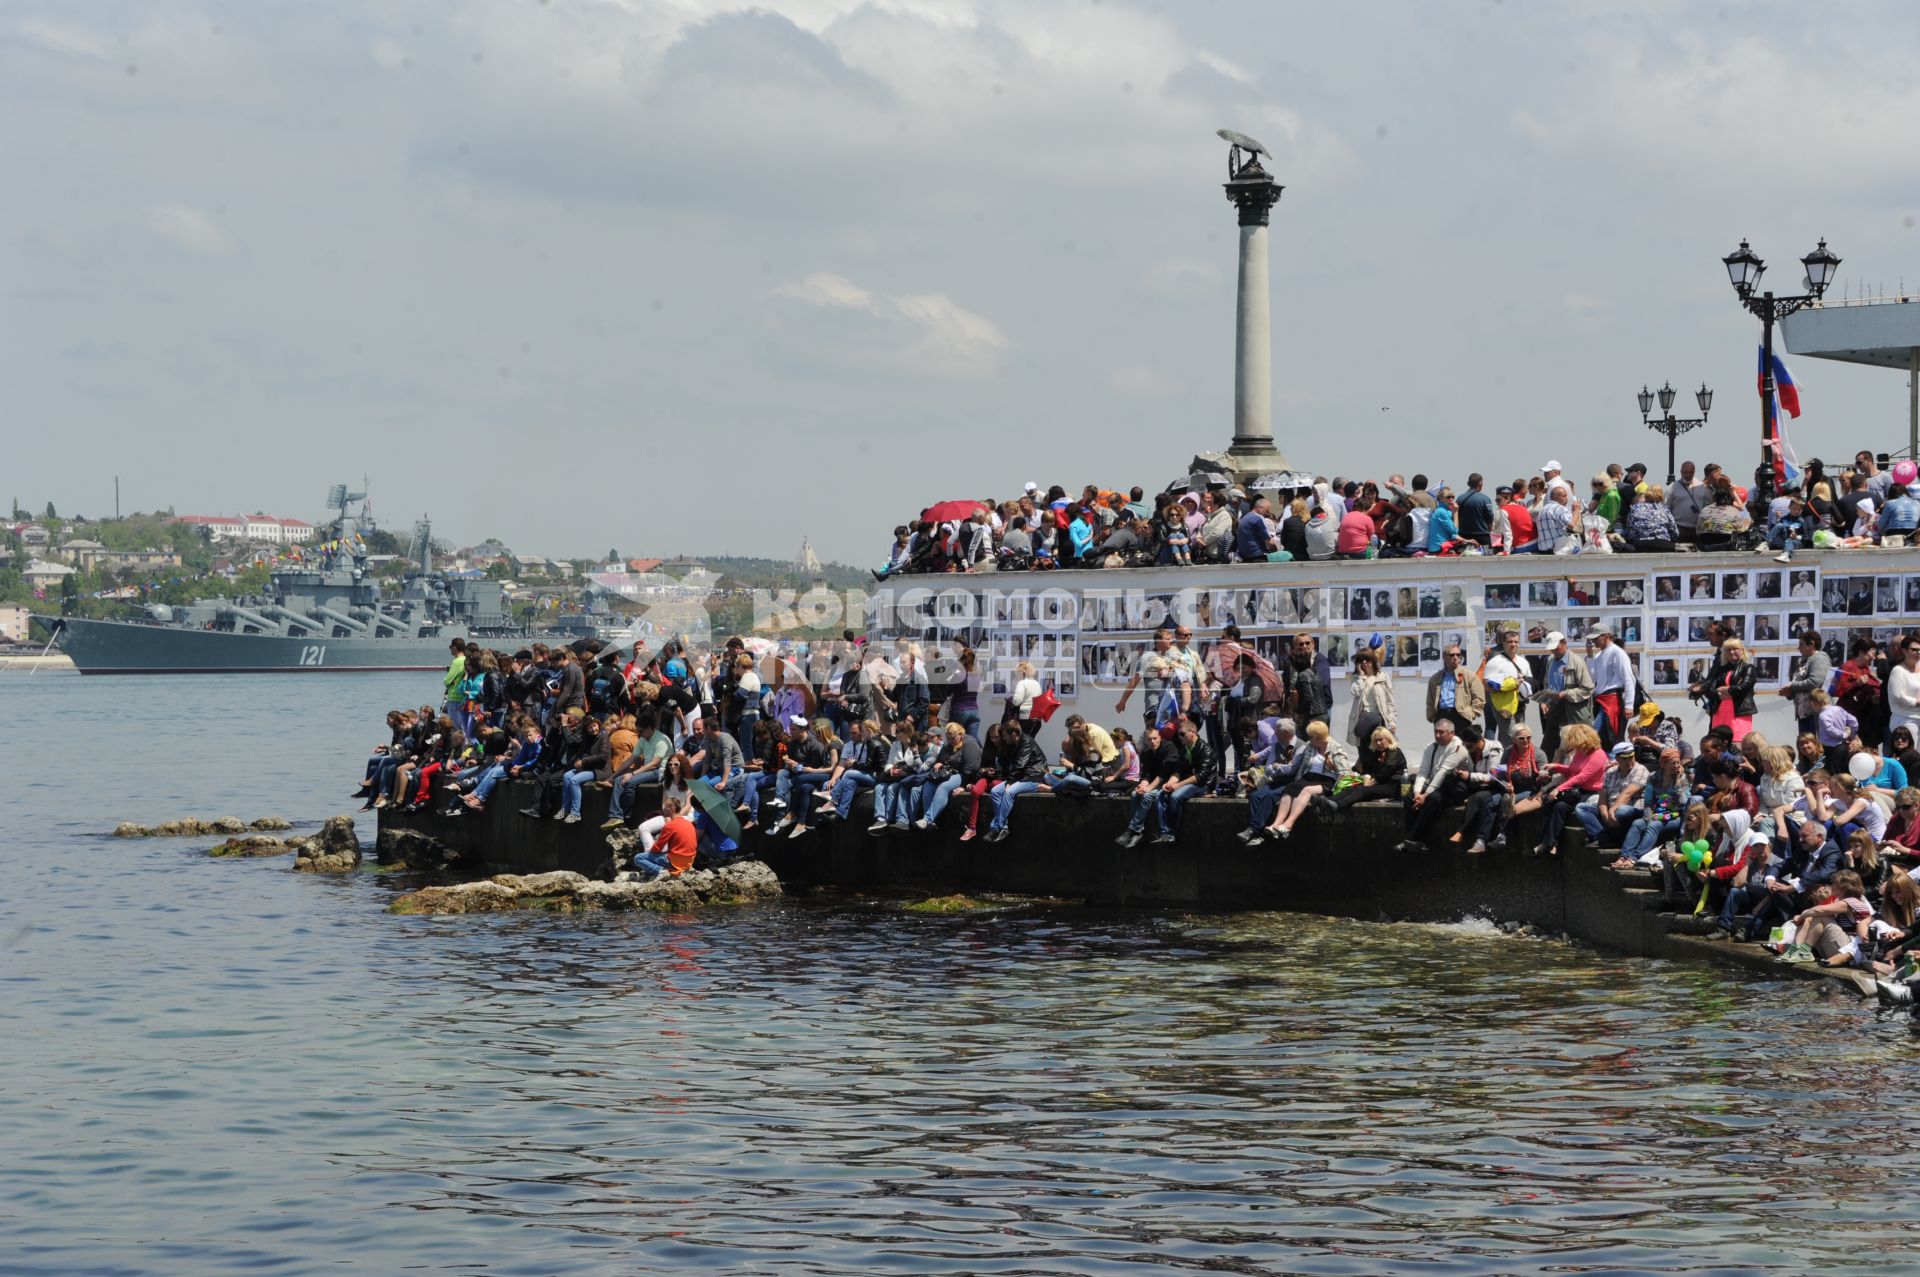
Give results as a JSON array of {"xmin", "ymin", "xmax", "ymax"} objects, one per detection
[{"xmin": 920, "ymin": 499, "xmax": 987, "ymax": 523}]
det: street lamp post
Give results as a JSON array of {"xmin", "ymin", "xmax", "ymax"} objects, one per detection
[
  {"xmin": 1639, "ymin": 381, "xmax": 1713, "ymax": 486},
  {"xmin": 1722, "ymin": 237, "xmax": 1840, "ymax": 505}
]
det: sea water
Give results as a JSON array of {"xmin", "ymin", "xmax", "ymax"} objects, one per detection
[{"xmin": 5, "ymin": 670, "xmax": 1919, "ymax": 1274}]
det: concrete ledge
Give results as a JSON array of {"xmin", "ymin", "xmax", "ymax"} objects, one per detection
[{"xmin": 384, "ymin": 782, "xmax": 1673, "ymax": 958}]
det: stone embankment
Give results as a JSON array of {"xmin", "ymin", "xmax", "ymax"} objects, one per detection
[{"xmin": 388, "ymin": 861, "xmax": 782, "ymax": 915}]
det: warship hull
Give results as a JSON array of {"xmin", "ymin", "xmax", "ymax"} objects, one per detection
[{"xmin": 37, "ymin": 615, "xmax": 464, "ymax": 674}]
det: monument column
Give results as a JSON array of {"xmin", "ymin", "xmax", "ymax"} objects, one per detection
[{"xmin": 1223, "ymin": 150, "xmax": 1285, "ymax": 478}]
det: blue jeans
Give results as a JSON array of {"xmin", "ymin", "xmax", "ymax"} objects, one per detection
[
  {"xmin": 1157, "ymin": 783, "xmax": 1205, "ymax": 835},
  {"xmin": 1050, "ymin": 771, "xmax": 1093, "ymax": 797},
  {"xmin": 949, "ymin": 707, "xmax": 981, "ymax": 742},
  {"xmin": 608, "ymin": 768, "xmax": 661, "ymax": 820},
  {"xmin": 560, "ymin": 768, "xmax": 597, "ymax": 817},
  {"xmin": 1717, "ymin": 882, "xmax": 1768, "ymax": 935},
  {"xmin": 990, "ymin": 780, "xmax": 1041, "ymax": 830},
  {"xmin": 1127, "ymin": 788, "xmax": 1163, "ymax": 833},
  {"xmin": 1575, "ymin": 802, "xmax": 1641, "ymax": 847},
  {"xmin": 465, "ymin": 761, "xmax": 507, "ymax": 804},
  {"xmin": 631, "ymin": 851, "xmax": 668, "ymax": 877},
  {"xmin": 832, "ymin": 771, "xmax": 875, "ymax": 820},
  {"xmin": 1619, "ymin": 814, "xmax": 1679, "ymax": 860},
  {"xmin": 776, "ymin": 768, "xmax": 830, "ymax": 806},
  {"xmin": 742, "ymin": 771, "xmax": 779, "ymax": 821},
  {"xmin": 875, "ymin": 779, "xmax": 918, "ymax": 823},
  {"xmin": 918, "ymin": 773, "xmax": 964, "ymax": 823},
  {"xmin": 1246, "ymin": 784, "xmax": 1281, "ymax": 831},
  {"xmin": 702, "ymin": 769, "xmax": 746, "ymax": 807}
]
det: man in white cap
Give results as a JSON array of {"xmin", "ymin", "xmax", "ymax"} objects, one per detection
[
  {"xmin": 1575, "ymin": 742, "xmax": 1649, "ymax": 848},
  {"xmin": 1540, "ymin": 459, "xmax": 1569, "ymax": 498},
  {"xmin": 1586, "ymin": 623, "xmax": 1634, "ymax": 749},
  {"xmin": 1533, "ymin": 629, "xmax": 1593, "ymax": 756}
]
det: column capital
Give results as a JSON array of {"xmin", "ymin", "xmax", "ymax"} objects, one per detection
[{"xmin": 1224, "ymin": 162, "xmax": 1283, "ymax": 227}]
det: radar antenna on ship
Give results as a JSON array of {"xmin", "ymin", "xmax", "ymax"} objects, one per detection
[{"xmin": 409, "ymin": 518, "xmax": 434, "ymax": 574}]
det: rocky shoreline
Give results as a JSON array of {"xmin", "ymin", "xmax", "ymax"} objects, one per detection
[{"xmin": 387, "ymin": 862, "xmax": 783, "ymax": 915}]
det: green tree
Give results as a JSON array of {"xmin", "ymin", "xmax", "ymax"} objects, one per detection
[{"xmin": 44, "ymin": 501, "xmax": 56, "ymax": 519}]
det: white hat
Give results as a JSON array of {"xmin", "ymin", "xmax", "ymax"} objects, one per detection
[
  {"xmin": 1542, "ymin": 630, "xmax": 1567, "ymax": 651},
  {"xmin": 1023, "ymin": 481, "xmax": 1039, "ymax": 494},
  {"xmin": 788, "ymin": 714, "xmax": 807, "ymax": 727},
  {"xmin": 1541, "ymin": 459, "xmax": 1562, "ymax": 473}
]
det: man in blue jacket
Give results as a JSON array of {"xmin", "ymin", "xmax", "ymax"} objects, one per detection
[
  {"xmin": 1236, "ymin": 497, "xmax": 1278, "ymax": 561},
  {"xmin": 1717, "ymin": 818, "xmax": 1842, "ymax": 941}
]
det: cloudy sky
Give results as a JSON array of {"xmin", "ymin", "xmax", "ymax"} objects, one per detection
[{"xmin": 5, "ymin": 1, "xmax": 1917, "ymax": 563}]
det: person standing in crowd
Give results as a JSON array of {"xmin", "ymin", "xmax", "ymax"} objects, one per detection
[
  {"xmin": 1483, "ymin": 627, "xmax": 1531, "ymax": 746},
  {"xmin": 1665, "ymin": 460, "xmax": 1704, "ymax": 543},
  {"xmin": 1114, "ymin": 627, "xmax": 1174, "ymax": 736},
  {"xmin": 1499, "ymin": 484, "xmax": 1536, "ymax": 553},
  {"xmin": 1888, "ymin": 636, "xmax": 1920, "ymax": 742},
  {"xmin": 1348, "ymin": 647, "xmax": 1397, "ymax": 754},
  {"xmin": 1586, "ymin": 625, "xmax": 1634, "ymax": 748},
  {"xmin": 1425, "ymin": 642, "xmax": 1485, "ymax": 737},
  {"xmin": 1286, "ymin": 633, "xmax": 1333, "ymax": 730},
  {"xmin": 1006, "ymin": 659, "xmax": 1044, "ymax": 738},
  {"xmin": 1703, "ymin": 638, "xmax": 1758, "ymax": 742},
  {"xmin": 1534, "ymin": 630, "xmax": 1592, "ymax": 756},
  {"xmin": 1780, "ymin": 629, "xmax": 1833, "ymax": 739},
  {"xmin": 1456, "ymin": 473, "xmax": 1495, "ymax": 546},
  {"xmin": 443, "ymin": 638, "xmax": 469, "ymax": 734}
]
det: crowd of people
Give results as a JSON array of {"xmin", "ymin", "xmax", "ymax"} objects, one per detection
[
  {"xmin": 344, "ymin": 440, "xmax": 1920, "ymax": 1005},
  {"xmin": 877, "ymin": 450, "xmax": 1920, "ymax": 574}
]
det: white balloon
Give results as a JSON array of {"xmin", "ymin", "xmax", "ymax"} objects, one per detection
[{"xmin": 1849, "ymin": 753, "xmax": 1877, "ymax": 781}]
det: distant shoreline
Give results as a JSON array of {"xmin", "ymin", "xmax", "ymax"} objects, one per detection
[{"xmin": 0, "ymin": 652, "xmax": 74, "ymax": 670}]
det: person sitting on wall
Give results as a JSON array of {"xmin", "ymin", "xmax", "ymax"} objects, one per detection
[{"xmin": 1397, "ymin": 717, "xmax": 1470, "ymax": 853}]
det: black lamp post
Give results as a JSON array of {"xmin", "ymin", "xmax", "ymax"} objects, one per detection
[
  {"xmin": 1639, "ymin": 381, "xmax": 1713, "ymax": 486},
  {"xmin": 1723, "ymin": 237, "xmax": 1840, "ymax": 505}
]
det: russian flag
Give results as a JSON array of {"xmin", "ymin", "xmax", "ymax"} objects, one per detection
[{"xmin": 1758, "ymin": 346, "xmax": 1802, "ymax": 418}]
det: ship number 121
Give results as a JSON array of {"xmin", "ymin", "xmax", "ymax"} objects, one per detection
[{"xmin": 298, "ymin": 645, "xmax": 327, "ymax": 666}]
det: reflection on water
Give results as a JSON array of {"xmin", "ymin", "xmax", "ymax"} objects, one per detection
[{"xmin": 4, "ymin": 671, "xmax": 1920, "ymax": 1274}]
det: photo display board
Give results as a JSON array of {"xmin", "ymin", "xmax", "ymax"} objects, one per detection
[{"xmin": 868, "ymin": 564, "xmax": 1919, "ymax": 703}]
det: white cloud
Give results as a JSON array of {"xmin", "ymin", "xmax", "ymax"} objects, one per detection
[
  {"xmin": 14, "ymin": 18, "xmax": 107, "ymax": 61},
  {"xmin": 770, "ymin": 271, "xmax": 1009, "ymax": 377},
  {"xmin": 144, "ymin": 204, "xmax": 236, "ymax": 257}
]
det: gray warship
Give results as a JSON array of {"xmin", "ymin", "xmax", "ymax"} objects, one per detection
[{"xmin": 37, "ymin": 486, "xmax": 611, "ymax": 675}]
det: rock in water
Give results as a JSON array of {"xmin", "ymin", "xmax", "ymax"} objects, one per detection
[
  {"xmin": 374, "ymin": 826, "xmax": 469, "ymax": 872},
  {"xmin": 112, "ymin": 816, "xmax": 294, "ymax": 837},
  {"xmin": 207, "ymin": 835, "xmax": 290, "ymax": 858},
  {"xmin": 389, "ymin": 860, "xmax": 782, "ymax": 915},
  {"xmin": 291, "ymin": 815, "xmax": 362, "ymax": 873}
]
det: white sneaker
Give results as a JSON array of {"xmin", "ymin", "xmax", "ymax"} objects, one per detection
[
  {"xmin": 913, "ymin": 818, "xmax": 934, "ymax": 831},
  {"xmin": 788, "ymin": 823, "xmax": 808, "ymax": 839},
  {"xmin": 1877, "ymin": 979, "xmax": 1915, "ymax": 1006},
  {"xmin": 1774, "ymin": 551, "xmax": 1794, "ymax": 564},
  {"xmin": 768, "ymin": 817, "xmax": 792, "ymax": 834},
  {"xmin": 867, "ymin": 820, "xmax": 889, "ymax": 833}
]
